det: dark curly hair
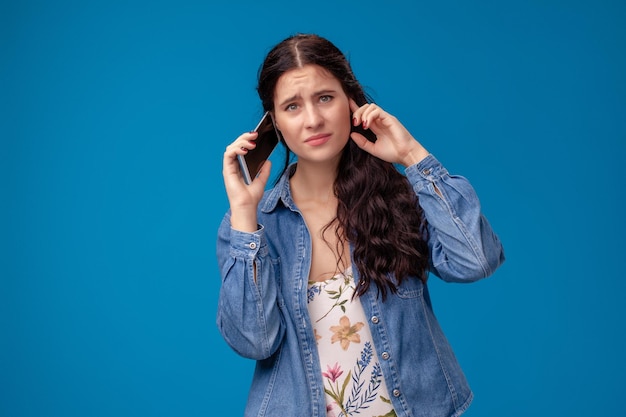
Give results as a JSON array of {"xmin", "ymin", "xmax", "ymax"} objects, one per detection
[{"xmin": 257, "ymin": 34, "xmax": 429, "ymax": 299}]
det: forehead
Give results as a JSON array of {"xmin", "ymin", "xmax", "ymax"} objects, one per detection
[{"xmin": 274, "ymin": 64, "xmax": 341, "ymax": 99}]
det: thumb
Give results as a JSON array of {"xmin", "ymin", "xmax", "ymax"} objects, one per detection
[
  {"xmin": 255, "ymin": 160, "xmax": 272, "ymax": 187},
  {"xmin": 350, "ymin": 132, "xmax": 374, "ymax": 153}
]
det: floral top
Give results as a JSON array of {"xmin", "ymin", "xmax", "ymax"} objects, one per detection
[{"xmin": 307, "ymin": 267, "xmax": 397, "ymax": 417}]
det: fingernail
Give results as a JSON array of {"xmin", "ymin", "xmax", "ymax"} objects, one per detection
[
  {"xmin": 362, "ymin": 120, "xmax": 368, "ymax": 129},
  {"xmin": 353, "ymin": 117, "xmax": 357, "ymax": 126}
]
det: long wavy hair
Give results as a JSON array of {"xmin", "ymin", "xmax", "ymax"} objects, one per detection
[{"xmin": 257, "ymin": 34, "xmax": 429, "ymax": 299}]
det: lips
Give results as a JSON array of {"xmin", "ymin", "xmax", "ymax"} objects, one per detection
[{"xmin": 305, "ymin": 133, "xmax": 331, "ymax": 146}]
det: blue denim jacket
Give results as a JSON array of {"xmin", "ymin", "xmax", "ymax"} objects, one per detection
[{"xmin": 216, "ymin": 154, "xmax": 505, "ymax": 417}]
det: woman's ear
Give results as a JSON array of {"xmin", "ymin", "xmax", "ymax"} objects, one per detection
[{"xmin": 271, "ymin": 112, "xmax": 281, "ymax": 131}]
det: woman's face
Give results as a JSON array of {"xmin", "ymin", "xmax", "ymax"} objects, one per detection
[{"xmin": 272, "ymin": 64, "xmax": 351, "ymax": 166}]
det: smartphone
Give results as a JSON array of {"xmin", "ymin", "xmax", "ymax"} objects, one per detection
[{"xmin": 237, "ymin": 111, "xmax": 281, "ymax": 185}]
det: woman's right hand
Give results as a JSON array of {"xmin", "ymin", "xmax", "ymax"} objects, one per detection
[{"xmin": 222, "ymin": 131, "xmax": 272, "ymax": 232}]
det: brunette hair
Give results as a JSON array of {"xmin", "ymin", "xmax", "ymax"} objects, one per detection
[{"xmin": 257, "ymin": 34, "xmax": 429, "ymax": 298}]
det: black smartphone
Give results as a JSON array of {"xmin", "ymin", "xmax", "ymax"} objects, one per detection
[{"xmin": 237, "ymin": 111, "xmax": 281, "ymax": 185}]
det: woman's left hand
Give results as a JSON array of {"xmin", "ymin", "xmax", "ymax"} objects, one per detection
[{"xmin": 350, "ymin": 99, "xmax": 429, "ymax": 167}]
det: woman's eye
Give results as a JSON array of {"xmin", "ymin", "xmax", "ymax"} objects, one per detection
[
  {"xmin": 319, "ymin": 95, "xmax": 333, "ymax": 103},
  {"xmin": 285, "ymin": 103, "xmax": 298, "ymax": 111}
]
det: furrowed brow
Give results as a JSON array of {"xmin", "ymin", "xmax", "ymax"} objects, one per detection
[
  {"xmin": 314, "ymin": 89, "xmax": 338, "ymax": 97},
  {"xmin": 278, "ymin": 94, "xmax": 300, "ymax": 108}
]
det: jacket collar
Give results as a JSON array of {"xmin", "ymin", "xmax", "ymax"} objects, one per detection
[{"xmin": 260, "ymin": 163, "xmax": 298, "ymax": 214}]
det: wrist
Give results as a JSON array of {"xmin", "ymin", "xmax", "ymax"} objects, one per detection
[
  {"xmin": 401, "ymin": 144, "xmax": 429, "ymax": 167},
  {"xmin": 230, "ymin": 207, "xmax": 259, "ymax": 233}
]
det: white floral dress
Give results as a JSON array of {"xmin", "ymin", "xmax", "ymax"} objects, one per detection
[{"xmin": 307, "ymin": 267, "xmax": 397, "ymax": 417}]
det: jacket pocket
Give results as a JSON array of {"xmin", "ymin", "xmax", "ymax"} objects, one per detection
[{"xmin": 395, "ymin": 276, "xmax": 424, "ymax": 299}]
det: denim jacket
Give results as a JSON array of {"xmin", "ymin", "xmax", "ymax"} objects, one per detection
[{"xmin": 216, "ymin": 154, "xmax": 505, "ymax": 417}]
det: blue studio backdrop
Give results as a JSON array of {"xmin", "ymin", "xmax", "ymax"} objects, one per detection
[{"xmin": 2, "ymin": 0, "xmax": 625, "ymax": 416}]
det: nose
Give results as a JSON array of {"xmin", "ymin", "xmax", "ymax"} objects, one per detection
[{"xmin": 304, "ymin": 105, "xmax": 323, "ymax": 129}]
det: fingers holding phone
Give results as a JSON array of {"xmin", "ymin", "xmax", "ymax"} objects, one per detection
[
  {"xmin": 237, "ymin": 112, "xmax": 280, "ymax": 185},
  {"xmin": 222, "ymin": 112, "xmax": 279, "ymax": 224},
  {"xmin": 223, "ymin": 131, "xmax": 256, "ymax": 186}
]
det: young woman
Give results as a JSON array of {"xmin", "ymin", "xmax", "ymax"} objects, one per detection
[{"xmin": 217, "ymin": 34, "xmax": 505, "ymax": 417}]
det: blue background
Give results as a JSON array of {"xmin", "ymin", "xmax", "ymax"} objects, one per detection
[{"xmin": 2, "ymin": 0, "xmax": 625, "ymax": 416}]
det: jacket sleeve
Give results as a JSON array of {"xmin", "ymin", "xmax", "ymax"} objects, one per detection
[
  {"xmin": 405, "ymin": 154, "xmax": 505, "ymax": 282},
  {"xmin": 215, "ymin": 212, "xmax": 285, "ymax": 360}
]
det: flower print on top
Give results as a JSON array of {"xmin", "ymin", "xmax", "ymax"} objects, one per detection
[
  {"xmin": 330, "ymin": 316, "xmax": 364, "ymax": 350},
  {"xmin": 308, "ymin": 269, "xmax": 353, "ymax": 322},
  {"xmin": 323, "ymin": 362, "xmax": 344, "ymax": 383},
  {"xmin": 307, "ymin": 267, "xmax": 396, "ymax": 416}
]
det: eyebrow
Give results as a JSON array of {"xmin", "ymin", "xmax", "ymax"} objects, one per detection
[{"xmin": 278, "ymin": 89, "xmax": 339, "ymax": 108}]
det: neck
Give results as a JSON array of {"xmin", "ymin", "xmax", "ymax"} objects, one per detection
[{"xmin": 290, "ymin": 158, "xmax": 339, "ymax": 204}]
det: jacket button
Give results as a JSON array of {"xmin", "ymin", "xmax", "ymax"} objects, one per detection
[
  {"xmin": 381, "ymin": 351, "xmax": 390, "ymax": 360},
  {"xmin": 248, "ymin": 242, "xmax": 257, "ymax": 249},
  {"xmin": 371, "ymin": 316, "xmax": 379, "ymax": 324},
  {"xmin": 392, "ymin": 389, "xmax": 401, "ymax": 397}
]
